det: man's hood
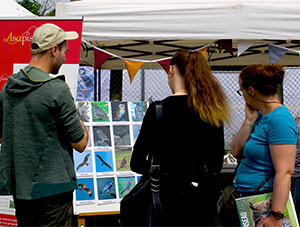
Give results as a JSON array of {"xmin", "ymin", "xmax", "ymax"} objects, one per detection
[
  {"xmin": 5, "ymin": 74, "xmax": 42, "ymax": 96},
  {"xmin": 5, "ymin": 66, "xmax": 65, "ymax": 96}
]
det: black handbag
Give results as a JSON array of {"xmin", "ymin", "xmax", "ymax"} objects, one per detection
[
  {"xmin": 215, "ymin": 165, "xmax": 272, "ymax": 226},
  {"xmin": 120, "ymin": 101, "xmax": 163, "ymax": 227}
]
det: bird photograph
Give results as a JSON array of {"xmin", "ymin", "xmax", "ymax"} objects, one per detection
[
  {"xmin": 97, "ymin": 178, "xmax": 117, "ymax": 200},
  {"xmin": 75, "ymin": 178, "xmax": 95, "ymax": 201},
  {"xmin": 117, "ymin": 157, "xmax": 127, "ymax": 170},
  {"xmin": 130, "ymin": 102, "xmax": 147, "ymax": 122},
  {"xmin": 101, "ymin": 180, "xmax": 114, "ymax": 194},
  {"xmin": 76, "ymin": 153, "xmax": 91, "ymax": 172},
  {"xmin": 86, "ymin": 125, "xmax": 92, "ymax": 147},
  {"xmin": 113, "ymin": 125, "xmax": 130, "ymax": 146},
  {"xmin": 78, "ymin": 183, "xmax": 93, "ymax": 197},
  {"xmin": 92, "ymin": 102, "xmax": 109, "ymax": 122},
  {"xmin": 112, "ymin": 102, "xmax": 129, "ymax": 121},
  {"xmin": 93, "ymin": 126, "xmax": 111, "ymax": 146},
  {"xmin": 77, "ymin": 101, "xmax": 90, "ymax": 122},
  {"xmin": 118, "ymin": 177, "xmax": 135, "ymax": 198},
  {"xmin": 120, "ymin": 179, "xmax": 133, "ymax": 195},
  {"xmin": 96, "ymin": 154, "xmax": 113, "ymax": 170},
  {"xmin": 132, "ymin": 125, "xmax": 142, "ymax": 143},
  {"xmin": 115, "ymin": 148, "xmax": 132, "ymax": 172}
]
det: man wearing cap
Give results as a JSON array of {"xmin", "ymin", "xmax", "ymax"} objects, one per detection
[{"xmin": 0, "ymin": 23, "xmax": 88, "ymax": 226}]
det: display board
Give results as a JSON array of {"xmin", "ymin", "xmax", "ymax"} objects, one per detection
[
  {"xmin": 73, "ymin": 101, "xmax": 148, "ymax": 214},
  {"xmin": 0, "ymin": 18, "xmax": 83, "ymax": 98}
]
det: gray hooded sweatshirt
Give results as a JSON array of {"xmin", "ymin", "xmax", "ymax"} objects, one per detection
[{"xmin": 0, "ymin": 65, "xmax": 84, "ymax": 200}]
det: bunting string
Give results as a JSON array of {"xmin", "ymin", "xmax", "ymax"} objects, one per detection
[
  {"xmin": 83, "ymin": 39, "xmax": 300, "ymax": 65},
  {"xmin": 82, "ymin": 39, "xmax": 210, "ymax": 63},
  {"xmin": 83, "ymin": 38, "xmax": 300, "ymax": 83},
  {"xmin": 83, "ymin": 38, "xmax": 210, "ymax": 83}
]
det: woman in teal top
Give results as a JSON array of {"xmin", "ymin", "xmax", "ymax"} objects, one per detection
[{"xmin": 231, "ymin": 64, "xmax": 297, "ymax": 227}]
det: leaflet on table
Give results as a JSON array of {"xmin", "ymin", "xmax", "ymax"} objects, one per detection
[
  {"xmin": 0, "ymin": 196, "xmax": 15, "ymax": 215},
  {"xmin": 235, "ymin": 191, "xmax": 299, "ymax": 227}
]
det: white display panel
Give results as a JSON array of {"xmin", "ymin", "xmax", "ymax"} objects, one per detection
[{"xmin": 73, "ymin": 101, "xmax": 148, "ymax": 214}]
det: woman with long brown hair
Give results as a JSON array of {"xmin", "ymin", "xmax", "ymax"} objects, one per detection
[{"xmin": 130, "ymin": 49, "xmax": 230, "ymax": 226}]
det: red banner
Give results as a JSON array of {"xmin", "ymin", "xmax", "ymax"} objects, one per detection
[{"xmin": 0, "ymin": 19, "xmax": 83, "ymax": 90}]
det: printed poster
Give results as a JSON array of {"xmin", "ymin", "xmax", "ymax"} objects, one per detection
[
  {"xmin": 76, "ymin": 66, "xmax": 94, "ymax": 101},
  {"xmin": 235, "ymin": 191, "xmax": 299, "ymax": 227}
]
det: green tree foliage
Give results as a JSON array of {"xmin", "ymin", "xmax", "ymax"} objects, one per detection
[
  {"xmin": 47, "ymin": 9, "xmax": 55, "ymax": 16},
  {"xmin": 17, "ymin": 0, "xmax": 56, "ymax": 16},
  {"xmin": 18, "ymin": 0, "xmax": 41, "ymax": 16}
]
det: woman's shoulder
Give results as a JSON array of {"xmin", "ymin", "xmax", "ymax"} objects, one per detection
[
  {"xmin": 273, "ymin": 106, "xmax": 294, "ymax": 120},
  {"xmin": 266, "ymin": 106, "xmax": 297, "ymax": 132},
  {"xmin": 162, "ymin": 95, "xmax": 187, "ymax": 104},
  {"xmin": 161, "ymin": 95, "xmax": 189, "ymax": 112}
]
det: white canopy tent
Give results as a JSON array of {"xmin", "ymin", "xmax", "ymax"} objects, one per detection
[
  {"xmin": 0, "ymin": 0, "xmax": 36, "ymax": 17},
  {"xmin": 56, "ymin": 0, "xmax": 300, "ymax": 68}
]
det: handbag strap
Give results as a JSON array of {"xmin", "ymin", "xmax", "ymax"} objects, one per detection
[
  {"xmin": 233, "ymin": 163, "xmax": 272, "ymax": 194},
  {"xmin": 253, "ymin": 175, "xmax": 272, "ymax": 194},
  {"xmin": 150, "ymin": 101, "xmax": 164, "ymax": 216},
  {"xmin": 151, "ymin": 100, "xmax": 162, "ymax": 166}
]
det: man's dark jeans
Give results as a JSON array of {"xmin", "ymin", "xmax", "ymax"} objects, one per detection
[{"xmin": 13, "ymin": 191, "xmax": 73, "ymax": 227}]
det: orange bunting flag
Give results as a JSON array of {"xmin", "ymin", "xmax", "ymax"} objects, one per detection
[
  {"xmin": 197, "ymin": 47, "xmax": 207, "ymax": 59},
  {"xmin": 124, "ymin": 60, "xmax": 144, "ymax": 84}
]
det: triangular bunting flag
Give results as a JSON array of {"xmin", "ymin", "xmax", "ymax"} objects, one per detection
[
  {"xmin": 237, "ymin": 40, "xmax": 253, "ymax": 57},
  {"xmin": 216, "ymin": 40, "xmax": 233, "ymax": 56},
  {"xmin": 197, "ymin": 47, "xmax": 208, "ymax": 59},
  {"xmin": 157, "ymin": 59, "xmax": 171, "ymax": 74},
  {"xmin": 268, "ymin": 44, "xmax": 289, "ymax": 64},
  {"xmin": 94, "ymin": 48, "xmax": 112, "ymax": 71},
  {"xmin": 124, "ymin": 60, "xmax": 144, "ymax": 84}
]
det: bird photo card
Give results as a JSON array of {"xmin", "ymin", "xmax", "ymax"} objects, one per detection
[
  {"xmin": 113, "ymin": 125, "xmax": 131, "ymax": 146},
  {"xmin": 91, "ymin": 102, "xmax": 110, "ymax": 122},
  {"xmin": 117, "ymin": 176, "xmax": 136, "ymax": 199},
  {"xmin": 129, "ymin": 101, "xmax": 147, "ymax": 122},
  {"xmin": 97, "ymin": 177, "xmax": 117, "ymax": 202},
  {"xmin": 93, "ymin": 126, "xmax": 111, "ymax": 147},
  {"xmin": 95, "ymin": 151, "xmax": 114, "ymax": 174},
  {"xmin": 76, "ymin": 178, "xmax": 95, "ymax": 203},
  {"xmin": 74, "ymin": 150, "xmax": 93, "ymax": 176},
  {"xmin": 77, "ymin": 101, "xmax": 91, "ymax": 123},
  {"xmin": 132, "ymin": 124, "xmax": 142, "ymax": 143},
  {"xmin": 111, "ymin": 101, "xmax": 129, "ymax": 122},
  {"xmin": 86, "ymin": 125, "xmax": 92, "ymax": 148},
  {"xmin": 115, "ymin": 147, "xmax": 132, "ymax": 172}
]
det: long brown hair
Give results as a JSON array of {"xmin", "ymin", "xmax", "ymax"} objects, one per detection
[{"xmin": 169, "ymin": 50, "xmax": 230, "ymax": 127}]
